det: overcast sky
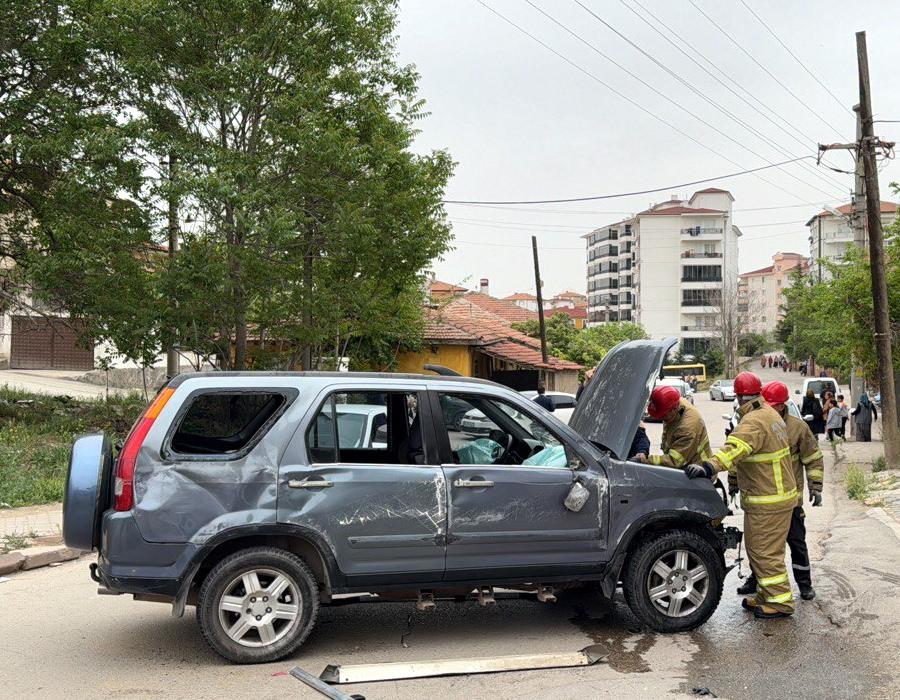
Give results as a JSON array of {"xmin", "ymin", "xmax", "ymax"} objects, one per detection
[{"xmin": 395, "ymin": 0, "xmax": 900, "ymax": 298}]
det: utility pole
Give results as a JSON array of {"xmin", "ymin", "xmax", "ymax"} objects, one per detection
[
  {"xmin": 849, "ymin": 104, "xmax": 866, "ymax": 435},
  {"xmin": 531, "ymin": 236, "xmax": 548, "ymax": 365},
  {"xmin": 856, "ymin": 31, "xmax": 899, "ymax": 466},
  {"xmin": 166, "ymin": 154, "xmax": 180, "ymax": 380}
]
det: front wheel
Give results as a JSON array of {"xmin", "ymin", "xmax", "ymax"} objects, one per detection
[
  {"xmin": 623, "ymin": 530, "xmax": 723, "ymax": 632},
  {"xmin": 197, "ymin": 547, "xmax": 319, "ymax": 663}
]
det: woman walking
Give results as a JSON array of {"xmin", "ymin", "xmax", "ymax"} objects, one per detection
[
  {"xmin": 802, "ymin": 388, "xmax": 825, "ymax": 437},
  {"xmin": 851, "ymin": 394, "xmax": 878, "ymax": 442},
  {"xmin": 825, "ymin": 395, "xmax": 847, "ymax": 442}
]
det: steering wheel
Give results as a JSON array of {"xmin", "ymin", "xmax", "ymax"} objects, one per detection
[{"xmin": 488, "ymin": 430, "xmax": 515, "ymax": 464}]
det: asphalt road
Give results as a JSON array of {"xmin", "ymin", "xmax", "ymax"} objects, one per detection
[{"xmin": 2, "ymin": 365, "xmax": 897, "ymax": 699}]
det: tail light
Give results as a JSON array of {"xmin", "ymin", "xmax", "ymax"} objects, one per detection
[{"xmin": 113, "ymin": 387, "xmax": 175, "ymax": 511}]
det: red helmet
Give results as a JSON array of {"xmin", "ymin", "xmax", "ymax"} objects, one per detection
[
  {"xmin": 648, "ymin": 385, "xmax": 682, "ymax": 420},
  {"xmin": 761, "ymin": 381, "xmax": 789, "ymax": 407},
  {"xmin": 734, "ymin": 371, "xmax": 762, "ymax": 396}
]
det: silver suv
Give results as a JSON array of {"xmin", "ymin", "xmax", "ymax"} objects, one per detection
[{"xmin": 63, "ymin": 338, "xmax": 739, "ymax": 663}]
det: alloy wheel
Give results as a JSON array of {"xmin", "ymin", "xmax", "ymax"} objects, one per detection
[
  {"xmin": 646, "ymin": 549, "xmax": 709, "ymax": 618},
  {"xmin": 217, "ymin": 568, "xmax": 301, "ymax": 647}
]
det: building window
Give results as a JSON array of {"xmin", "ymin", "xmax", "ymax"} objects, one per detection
[{"xmin": 682, "ymin": 265, "xmax": 723, "ymax": 282}]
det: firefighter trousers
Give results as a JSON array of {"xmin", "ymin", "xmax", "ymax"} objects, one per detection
[
  {"xmin": 743, "ymin": 506, "xmax": 811, "ymax": 587},
  {"xmin": 744, "ymin": 506, "xmax": 795, "ymax": 614}
]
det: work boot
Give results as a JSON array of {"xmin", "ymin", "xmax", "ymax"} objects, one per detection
[
  {"xmin": 736, "ymin": 577, "xmax": 757, "ymax": 595},
  {"xmin": 753, "ymin": 605, "xmax": 793, "ymax": 619},
  {"xmin": 741, "ymin": 597, "xmax": 758, "ymax": 611},
  {"xmin": 798, "ymin": 582, "xmax": 816, "ymax": 601}
]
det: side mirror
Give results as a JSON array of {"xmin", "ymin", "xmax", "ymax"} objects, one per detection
[{"xmin": 568, "ymin": 455, "xmax": 586, "ymax": 471}]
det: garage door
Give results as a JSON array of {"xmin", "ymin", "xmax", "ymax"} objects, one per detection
[{"xmin": 10, "ymin": 316, "xmax": 94, "ymax": 370}]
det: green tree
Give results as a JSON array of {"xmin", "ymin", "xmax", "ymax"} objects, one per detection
[{"xmin": 513, "ymin": 316, "xmax": 648, "ymax": 369}]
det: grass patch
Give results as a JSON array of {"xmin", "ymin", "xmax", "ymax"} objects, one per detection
[
  {"xmin": 872, "ymin": 456, "xmax": 887, "ymax": 473},
  {"xmin": 1, "ymin": 532, "xmax": 31, "ymax": 553},
  {"xmin": 0, "ymin": 387, "xmax": 145, "ymax": 508},
  {"xmin": 844, "ymin": 464, "xmax": 869, "ymax": 501}
]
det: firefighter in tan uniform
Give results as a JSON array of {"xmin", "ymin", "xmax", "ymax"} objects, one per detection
[
  {"xmin": 737, "ymin": 381, "xmax": 824, "ymax": 600},
  {"xmin": 639, "ymin": 385, "xmax": 712, "ymax": 470},
  {"xmin": 708, "ymin": 371, "xmax": 797, "ymax": 619}
]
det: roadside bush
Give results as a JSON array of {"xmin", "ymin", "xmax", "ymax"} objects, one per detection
[
  {"xmin": 844, "ymin": 465, "xmax": 868, "ymax": 501},
  {"xmin": 0, "ymin": 389, "xmax": 145, "ymax": 507},
  {"xmin": 872, "ymin": 456, "xmax": 887, "ymax": 473}
]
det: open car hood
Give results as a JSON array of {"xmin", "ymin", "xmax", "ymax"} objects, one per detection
[{"xmin": 569, "ymin": 337, "xmax": 677, "ymax": 460}]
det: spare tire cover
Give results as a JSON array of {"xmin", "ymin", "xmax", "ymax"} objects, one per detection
[{"xmin": 63, "ymin": 433, "xmax": 113, "ymax": 552}]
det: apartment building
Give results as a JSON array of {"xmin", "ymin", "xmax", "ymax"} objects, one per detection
[
  {"xmin": 738, "ymin": 252, "xmax": 809, "ymax": 336},
  {"xmin": 584, "ymin": 188, "xmax": 740, "ymax": 355},
  {"xmin": 807, "ymin": 200, "xmax": 897, "ymax": 279}
]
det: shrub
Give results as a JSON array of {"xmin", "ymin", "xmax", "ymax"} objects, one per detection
[
  {"xmin": 844, "ymin": 465, "xmax": 868, "ymax": 501},
  {"xmin": 872, "ymin": 456, "xmax": 887, "ymax": 473}
]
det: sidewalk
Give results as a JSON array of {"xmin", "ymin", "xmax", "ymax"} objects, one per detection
[
  {"xmin": 0, "ymin": 369, "xmax": 127, "ymax": 399},
  {"xmin": 0, "ymin": 503, "xmax": 63, "ymax": 542}
]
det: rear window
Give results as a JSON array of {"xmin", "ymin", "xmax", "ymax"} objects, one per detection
[
  {"xmin": 807, "ymin": 380, "xmax": 837, "ymax": 396},
  {"xmin": 170, "ymin": 391, "xmax": 287, "ymax": 456}
]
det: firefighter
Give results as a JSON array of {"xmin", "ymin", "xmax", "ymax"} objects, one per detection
[
  {"xmin": 736, "ymin": 381, "xmax": 824, "ymax": 600},
  {"xmin": 637, "ymin": 385, "xmax": 712, "ymax": 473},
  {"xmin": 707, "ymin": 371, "xmax": 797, "ymax": 619}
]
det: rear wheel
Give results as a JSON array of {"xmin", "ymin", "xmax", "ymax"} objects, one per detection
[
  {"xmin": 197, "ymin": 547, "xmax": 319, "ymax": 663},
  {"xmin": 623, "ymin": 530, "xmax": 723, "ymax": 632}
]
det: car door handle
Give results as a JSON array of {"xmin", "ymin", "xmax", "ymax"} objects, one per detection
[
  {"xmin": 453, "ymin": 478, "xmax": 494, "ymax": 488},
  {"xmin": 288, "ymin": 479, "xmax": 334, "ymax": 489}
]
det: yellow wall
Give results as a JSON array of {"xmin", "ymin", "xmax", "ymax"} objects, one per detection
[{"xmin": 396, "ymin": 344, "xmax": 473, "ymax": 376}]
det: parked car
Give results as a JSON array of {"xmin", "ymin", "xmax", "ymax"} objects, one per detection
[
  {"xmin": 709, "ymin": 379, "xmax": 736, "ymax": 402},
  {"xmin": 64, "ymin": 339, "xmax": 740, "ymax": 664},
  {"xmin": 658, "ymin": 377, "xmax": 694, "ymax": 405},
  {"xmin": 795, "ymin": 377, "xmax": 841, "ymax": 403},
  {"xmin": 723, "ymin": 399, "xmax": 809, "ymax": 437},
  {"xmin": 520, "ymin": 390, "xmax": 577, "ymax": 423}
]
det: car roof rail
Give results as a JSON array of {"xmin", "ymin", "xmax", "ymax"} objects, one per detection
[{"xmin": 423, "ymin": 364, "xmax": 462, "ymax": 377}]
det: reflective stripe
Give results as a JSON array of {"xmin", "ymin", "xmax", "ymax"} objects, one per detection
[
  {"xmin": 648, "ymin": 455, "xmax": 662, "ymax": 465},
  {"xmin": 668, "ymin": 448, "xmax": 685, "ymax": 467},
  {"xmin": 801, "ymin": 450, "xmax": 823, "ymax": 465},
  {"xmin": 765, "ymin": 591, "xmax": 794, "ymax": 604},
  {"xmin": 773, "ymin": 458, "xmax": 785, "ymax": 495},
  {"xmin": 743, "ymin": 488, "xmax": 799, "ymax": 505},
  {"xmin": 808, "ymin": 469, "xmax": 824, "ymax": 480},
  {"xmin": 742, "ymin": 447, "xmax": 791, "ymax": 463},
  {"xmin": 792, "ymin": 564, "xmax": 811, "ymax": 571},
  {"xmin": 758, "ymin": 572, "xmax": 789, "ymax": 586},
  {"xmin": 726, "ymin": 435, "xmax": 753, "ymax": 454}
]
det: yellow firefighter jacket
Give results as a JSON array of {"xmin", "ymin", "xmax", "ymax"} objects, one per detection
[
  {"xmin": 783, "ymin": 411, "xmax": 824, "ymax": 504},
  {"xmin": 648, "ymin": 399, "xmax": 712, "ymax": 469},
  {"xmin": 710, "ymin": 397, "xmax": 796, "ymax": 512}
]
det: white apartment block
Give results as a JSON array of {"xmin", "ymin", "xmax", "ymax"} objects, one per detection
[
  {"xmin": 585, "ymin": 188, "xmax": 740, "ymax": 356},
  {"xmin": 806, "ymin": 200, "xmax": 897, "ymax": 279}
]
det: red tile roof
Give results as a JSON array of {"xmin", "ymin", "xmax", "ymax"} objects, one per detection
[
  {"xmin": 640, "ymin": 206, "xmax": 725, "ymax": 216},
  {"xmin": 739, "ymin": 264, "xmax": 775, "ymax": 278},
  {"xmin": 548, "ymin": 306, "xmax": 587, "ymax": 320},
  {"xmin": 466, "ymin": 293, "xmax": 536, "ymax": 323},
  {"xmin": 692, "ymin": 187, "xmax": 731, "ymax": 194},
  {"xmin": 806, "ymin": 201, "xmax": 897, "ymax": 226},
  {"xmin": 423, "ymin": 298, "xmax": 581, "ymax": 371},
  {"xmin": 429, "ymin": 279, "xmax": 467, "ymax": 295},
  {"xmin": 503, "ymin": 292, "xmax": 537, "ymax": 301}
]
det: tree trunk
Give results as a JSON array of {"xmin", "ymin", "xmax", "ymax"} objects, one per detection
[{"xmin": 301, "ymin": 225, "xmax": 315, "ymax": 370}]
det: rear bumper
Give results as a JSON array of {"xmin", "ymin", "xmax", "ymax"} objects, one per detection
[{"xmin": 97, "ymin": 511, "xmax": 196, "ymax": 599}]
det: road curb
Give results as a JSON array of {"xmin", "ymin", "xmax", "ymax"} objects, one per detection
[{"xmin": 1, "ymin": 545, "xmax": 85, "ymax": 575}]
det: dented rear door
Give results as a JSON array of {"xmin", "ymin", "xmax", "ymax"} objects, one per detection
[{"xmin": 277, "ymin": 382, "xmax": 447, "ymax": 582}]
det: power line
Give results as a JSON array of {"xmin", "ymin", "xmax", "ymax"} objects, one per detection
[
  {"xmin": 444, "ymin": 200, "xmax": 839, "ymax": 214},
  {"xmin": 687, "ymin": 0, "xmax": 846, "ymax": 139},
  {"xmin": 449, "ymin": 216, "xmax": 807, "ymax": 233},
  {"xmin": 443, "ymin": 155, "xmax": 813, "ymax": 205},
  {"xmin": 569, "ymin": 0, "xmax": 848, "ymax": 196},
  {"xmin": 472, "ymin": 1, "xmax": 813, "ymax": 204},
  {"xmin": 737, "ymin": 0, "xmax": 849, "ymax": 113},
  {"xmin": 622, "ymin": 0, "xmax": 850, "ymax": 181},
  {"xmin": 524, "ymin": 0, "xmax": 842, "ymax": 200}
]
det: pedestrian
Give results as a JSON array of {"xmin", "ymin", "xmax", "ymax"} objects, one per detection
[
  {"xmin": 708, "ymin": 371, "xmax": 796, "ymax": 619},
  {"xmin": 837, "ymin": 394, "xmax": 848, "ymax": 438},
  {"xmin": 636, "ymin": 385, "xmax": 712, "ymax": 470},
  {"xmin": 801, "ymin": 388, "xmax": 825, "ymax": 437},
  {"xmin": 768, "ymin": 356, "xmax": 773, "ymax": 368},
  {"xmin": 781, "ymin": 358, "xmax": 788, "ymax": 373},
  {"xmin": 533, "ymin": 382, "xmax": 554, "ymax": 412},
  {"xmin": 737, "ymin": 381, "xmax": 824, "ymax": 601},
  {"xmin": 824, "ymin": 395, "xmax": 846, "ymax": 442},
  {"xmin": 850, "ymin": 393, "xmax": 878, "ymax": 442},
  {"xmin": 761, "ymin": 355, "xmax": 766, "ymax": 369}
]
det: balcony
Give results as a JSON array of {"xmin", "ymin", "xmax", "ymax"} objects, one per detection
[
  {"xmin": 681, "ymin": 226, "xmax": 724, "ymax": 239},
  {"xmin": 680, "ymin": 251, "xmax": 722, "ymax": 260},
  {"xmin": 681, "ymin": 275, "xmax": 722, "ymax": 283}
]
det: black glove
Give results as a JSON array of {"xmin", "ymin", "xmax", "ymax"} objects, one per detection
[
  {"xmin": 810, "ymin": 491, "xmax": 822, "ymax": 507},
  {"xmin": 728, "ymin": 479, "xmax": 739, "ymax": 497},
  {"xmin": 685, "ymin": 463, "xmax": 712, "ymax": 479}
]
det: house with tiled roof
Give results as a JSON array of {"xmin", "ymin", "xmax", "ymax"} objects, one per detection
[
  {"xmin": 428, "ymin": 278, "xmax": 468, "ymax": 299},
  {"xmin": 806, "ymin": 200, "xmax": 897, "ymax": 279},
  {"xmin": 396, "ymin": 295, "xmax": 581, "ymax": 392}
]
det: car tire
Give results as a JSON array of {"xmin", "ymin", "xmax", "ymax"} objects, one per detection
[
  {"xmin": 197, "ymin": 546, "xmax": 319, "ymax": 664},
  {"xmin": 623, "ymin": 529, "xmax": 723, "ymax": 633}
]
